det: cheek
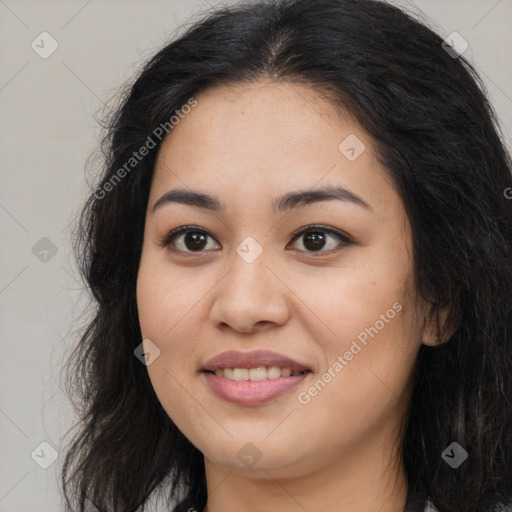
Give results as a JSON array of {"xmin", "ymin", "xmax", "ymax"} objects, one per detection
[
  {"xmin": 136, "ymin": 254, "xmax": 197, "ymax": 340},
  {"xmin": 136, "ymin": 259, "xmax": 205, "ymax": 430},
  {"xmin": 136, "ymin": 255, "xmax": 212, "ymax": 391},
  {"xmin": 300, "ymin": 246, "xmax": 421, "ymax": 396},
  {"xmin": 303, "ymin": 298, "xmax": 419, "ymax": 440},
  {"xmin": 296, "ymin": 250, "xmax": 412, "ymax": 344}
]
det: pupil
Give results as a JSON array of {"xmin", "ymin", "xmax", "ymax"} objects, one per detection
[
  {"xmin": 304, "ymin": 232, "xmax": 326, "ymax": 251},
  {"xmin": 185, "ymin": 232, "xmax": 207, "ymax": 251}
]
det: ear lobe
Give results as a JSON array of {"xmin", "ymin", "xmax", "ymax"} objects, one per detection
[{"xmin": 421, "ymin": 302, "xmax": 460, "ymax": 347}]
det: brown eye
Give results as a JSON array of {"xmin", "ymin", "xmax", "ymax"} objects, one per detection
[
  {"xmin": 302, "ymin": 231, "xmax": 328, "ymax": 251},
  {"xmin": 160, "ymin": 226, "xmax": 220, "ymax": 254},
  {"xmin": 288, "ymin": 225, "xmax": 352, "ymax": 255}
]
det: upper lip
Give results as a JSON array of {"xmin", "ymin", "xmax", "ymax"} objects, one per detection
[{"xmin": 202, "ymin": 350, "xmax": 312, "ymax": 372}]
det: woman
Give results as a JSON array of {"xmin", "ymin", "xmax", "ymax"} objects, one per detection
[{"xmin": 61, "ymin": 1, "xmax": 512, "ymax": 511}]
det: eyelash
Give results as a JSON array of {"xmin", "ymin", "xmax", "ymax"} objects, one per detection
[{"xmin": 158, "ymin": 224, "xmax": 353, "ymax": 257}]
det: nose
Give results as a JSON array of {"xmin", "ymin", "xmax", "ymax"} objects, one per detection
[{"xmin": 209, "ymin": 249, "xmax": 290, "ymax": 334}]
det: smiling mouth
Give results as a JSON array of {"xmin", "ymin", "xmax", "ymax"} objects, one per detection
[
  {"xmin": 202, "ymin": 367, "xmax": 313, "ymax": 406},
  {"xmin": 203, "ymin": 367, "xmax": 312, "ymax": 381}
]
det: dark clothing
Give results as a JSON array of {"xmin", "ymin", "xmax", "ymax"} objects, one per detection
[{"xmin": 172, "ymin": 489, "xmax": 434, "ymax": 511}]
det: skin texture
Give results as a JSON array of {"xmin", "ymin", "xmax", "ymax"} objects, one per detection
[{"xmin": 136, "ymin": 80, "xmax": 439, "ymax": 512}]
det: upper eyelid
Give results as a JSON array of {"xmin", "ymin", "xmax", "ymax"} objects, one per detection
[{"xmin": 289, "ymin": 224, "xmax": 351, "ymax": 241}]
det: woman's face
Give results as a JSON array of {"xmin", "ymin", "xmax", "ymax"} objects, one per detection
[{"xmin": 136, "ymin": 80, "xmax": 434, "ymax": 479}]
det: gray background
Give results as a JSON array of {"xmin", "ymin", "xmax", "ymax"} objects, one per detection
[{"xmin": 0, "ymin": 1, "xmax": 511, "ymax": 510}]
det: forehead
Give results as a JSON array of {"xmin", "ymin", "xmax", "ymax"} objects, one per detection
[
  {"xmin": 156, "ymin": 79, "xmax": 359, "ymax": 160},
  {"xmin": 150, "ymin": 80, "xmax": 396, "ymax": 215}
]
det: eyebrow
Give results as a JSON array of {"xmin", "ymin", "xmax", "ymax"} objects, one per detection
[{"xmin": 152, "ymin": 185, "xmax": 372, "ymax": 214}]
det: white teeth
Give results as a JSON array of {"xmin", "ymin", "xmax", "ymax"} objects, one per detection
[
  {"xmin": 233, "ymin": 368, "xmax": 249, "ymax": 381},
  {"xmin": 249, "ymin": 367, "xmax": 267, "ymax": 381},
  {"xmin": 211, "ymin": 366, "xmax": 307, "ymax": 381},
  {"xmin": 267, "ymin": 366, "xmax": 282, "ymax": 379}
]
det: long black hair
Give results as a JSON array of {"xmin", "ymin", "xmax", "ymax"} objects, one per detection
[{"xmin": 61, "ymin": 1, "xmax": 512, "ymax": 511}]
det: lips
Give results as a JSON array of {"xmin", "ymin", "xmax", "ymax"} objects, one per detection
[
  {"xmin": 201, "ymin": 350, "xmax": 311, "ymax": 373},
  {"xmin": 201, "ymin": 350, "xmax": 313, "ymax": 405}
]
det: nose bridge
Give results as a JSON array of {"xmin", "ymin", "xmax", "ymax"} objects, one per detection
[
  {"xmin": 226, "ymin": 235, "xmax": 274, "ymax": 303},
  {"xmin": 210, "ymin": 235, "xmax": 290, "ymax": 332}
]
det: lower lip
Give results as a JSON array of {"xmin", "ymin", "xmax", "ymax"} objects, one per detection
[{"xmin": 202, "ymin": 371, "xmax": 311, "ymax": 406}]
